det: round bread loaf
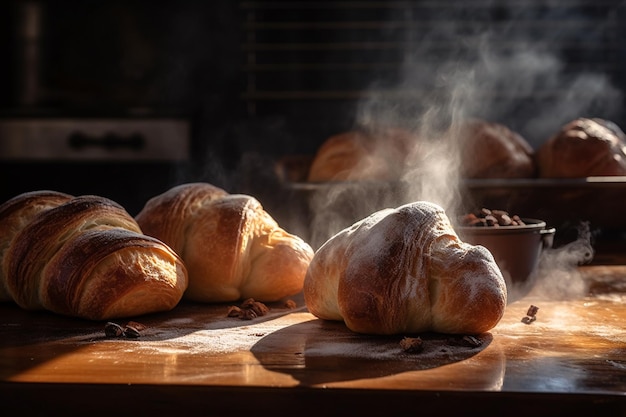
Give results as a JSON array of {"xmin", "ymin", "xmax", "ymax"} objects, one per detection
[
  {"xmin": 453, "ymin": 119, "xmax": 536, "ymax": 179},
  {"xmin": 303, "ymin": 201, "xmax": 507, "ymax": 335},
  {"xmin": 535, "ymin": 117, "xmax": 626, "ymax": 178},
  {"xmin": 307, "ymin": 127, "xmax": 420, "ymax": 182}
]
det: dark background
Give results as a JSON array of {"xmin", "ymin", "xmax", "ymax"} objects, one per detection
[{"xmin": 1, "ymin": 0, "xmax": 625, "ymax": 220}]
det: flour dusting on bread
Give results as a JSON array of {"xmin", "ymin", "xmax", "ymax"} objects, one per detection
[{"xmin": 304, "ymin": 201, "xmax": 507, "ymax": 335}]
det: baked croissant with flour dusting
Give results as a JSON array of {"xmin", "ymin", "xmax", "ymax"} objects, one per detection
[
  {"xmin": 303, "ymin": 201, "xmax": 507, "ymax": 335},
  {"xmin": 0, "ymin": 191, "xmax": 188, "ymax": 320},
  {"xmin": 135, "ymin": 182, "xmax": 315, "ymax": 303}
]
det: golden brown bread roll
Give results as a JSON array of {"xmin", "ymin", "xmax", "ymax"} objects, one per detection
[
  {"xmin": 306, "ymin": 127, "xmax": 421, "ymax": 182},
  {"xmin": 452, "ymin": 119, "xmax": 536, "ymax": 179},
  {"xmin": 306, "ymin": 131, "xmax": 389, "ymax": 182},
  {"xmin": 0, "ymin": 190, "xmax": 73, "ymax": 302},
  {"xmin": 303, "ymin": 201, "xmax": 507, "ymax": 335},
  {"xmin": 535, "ymin": 117, "xmax": 626, "ymax": 178},
  {"xmin": 41, "ymin": 228, "xmax": 187, "ymax": 320},
  {"xmin": 1, "ymin": 193, "xmax": 188, "ymax": 320},
  {"xmin": 135, "ymin": 183, "xmax": 315, "ymax": 303}
]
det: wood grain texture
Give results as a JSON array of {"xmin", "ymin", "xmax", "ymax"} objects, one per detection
[{"xmin": 0, "ymin": 265, "xmax": 625, "ymax": 416}]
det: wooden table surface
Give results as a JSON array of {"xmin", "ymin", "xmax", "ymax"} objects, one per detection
[{"xmin": 1, "ymin": 265, "xmax": 625, "ymax": 417}]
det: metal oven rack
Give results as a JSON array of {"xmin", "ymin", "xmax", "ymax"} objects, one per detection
[{"xmin": 239, "ymin": 0, "xmax": 626, "ymax": 151}]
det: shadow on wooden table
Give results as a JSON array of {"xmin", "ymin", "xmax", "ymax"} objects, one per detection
[{"xmin": 250, "ymin": 318, "xmax": 500, "ymax": 387}]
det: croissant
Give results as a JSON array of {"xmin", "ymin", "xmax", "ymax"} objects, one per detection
[
  {"xmin": 0, "ymin": 190, "xmax": 73, "ymax": 302},
  {"xmin": 1, "ymin": 192, "xmax": 188, "ymax": 320},
  {"xmin": 135, "ymin": 183, "xmax": 315, "ymax": 303},
  {"xmin": 303, "ymin": 201, "xmax": 507, "ymax": 335},
  {"xmin": 133, "ymin": 182, "xmax": 229, "ymax": 254}
]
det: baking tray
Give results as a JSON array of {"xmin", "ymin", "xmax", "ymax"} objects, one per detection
[{"xmin": 271, "ymin": 157, "xmax": 626, "ymax": 253}]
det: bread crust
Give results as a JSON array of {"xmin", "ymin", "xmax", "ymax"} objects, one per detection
[
  {"xmin": 43, "ymin": 228, "xmax": 187, "ymax": 320},
  {"xmin": 135, "ymin": 182, "xmax": 229, "ymax": 254},
  {"xmin": 0, "ymin": 191, "xmax": 73, "ymax": 301},
  {"xmin": 307, "ymin": 131, "xmax": 390, "ymax": 182},
  {"xmin": 536, "ymin": 118, "xmax": 626, "ymax": 178},
  {"xmin": 454, "ymin": 119, "xmax": 536, "ymax": 179},
  {"xmin": 304, "ymin": 201, "xmax": 507, "ymax": 335},
  {"xmin": 307, "ymin": 121, "xmax": 535, "ymax": 182},
  {"xmin": 136, "ymin": 183, "xmax": 315, "ymax": 303},
  {"xmin": 307, "ymin": 128, "xmax": 421, "ymax": 182},
  {"xmin": 1, "ymin": 193, "xmax": 188, "ymax": 320}
]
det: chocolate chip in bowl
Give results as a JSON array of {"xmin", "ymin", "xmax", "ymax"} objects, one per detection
[{"xmin": 456, "ymin": 208, "xmax": 556, "ymax": 302}]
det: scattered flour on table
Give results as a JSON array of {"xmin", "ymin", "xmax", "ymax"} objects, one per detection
[
  {"xmin": 69, "ymin": 311, "xmax": 316, "ymax": 355},
  {"xmin": 63, "ymin": 309, "xmax": 489, "ymax": 363}
]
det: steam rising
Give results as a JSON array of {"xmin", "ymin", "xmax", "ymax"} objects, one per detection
[
  {"xmin": 532, "ymin": 222, "xmax": 594, "ymax": 300},
  {"xmin": 308, "ymin": 1, "xmax": 623, "ymax": 247}
]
